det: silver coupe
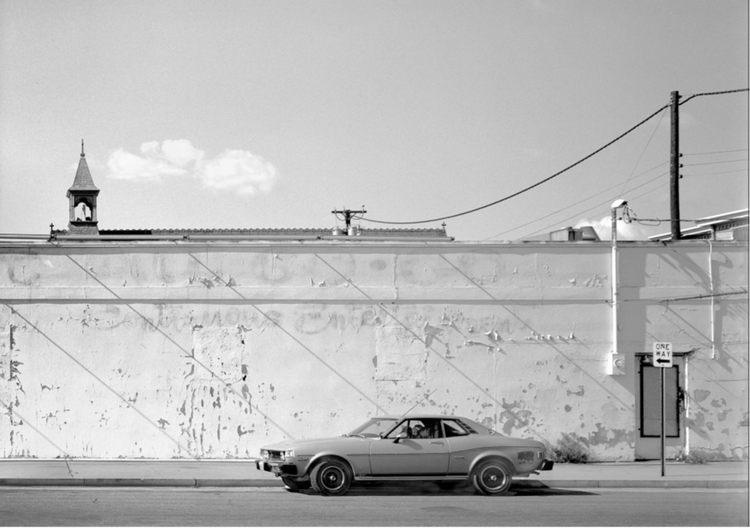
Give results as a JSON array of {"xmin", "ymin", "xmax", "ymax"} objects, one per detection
[{"xmin": 255, "ymin": 414, "xmax": 554, "ymax": 495}]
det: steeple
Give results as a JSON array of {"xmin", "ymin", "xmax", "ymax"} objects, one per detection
[{"xmin": 67, "ymin": 140, "xmax": 100, "ymax": 234}]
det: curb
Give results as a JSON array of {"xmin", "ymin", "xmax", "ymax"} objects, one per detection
[
  {"xmin": 514, "ymin": 479, "xmax": 749, "ymax": 489},
  {"xmin": 0, "ymin": 478, "xmax": 746, "ymax": 489},
  {"xmin": 0, "ymin": 478, "xmax": 284, "ymax": 488}
]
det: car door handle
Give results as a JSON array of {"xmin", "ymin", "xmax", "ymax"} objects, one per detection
[{"xmin": 430, "ymin": 441, "xmax": 444, "ymax": 445}]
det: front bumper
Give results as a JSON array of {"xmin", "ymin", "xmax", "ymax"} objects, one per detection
[{"xmin": 256, "ymin": 460, "xmax": 298, "ymax": 476}]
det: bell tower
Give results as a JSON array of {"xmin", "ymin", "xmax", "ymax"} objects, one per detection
[{"xmin": 67, "ymin": 140, "xmax": 100, "ymax": 235}]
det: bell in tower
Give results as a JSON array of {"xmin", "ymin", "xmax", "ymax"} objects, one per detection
[{"xmin": 67, "ymin": 140, "xmax": 100, "ymax": 235}]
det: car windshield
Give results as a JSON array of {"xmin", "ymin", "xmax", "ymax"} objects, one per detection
[{"xmin": 346, "ymin": 418, "xmax": 398, "ymax": 438}]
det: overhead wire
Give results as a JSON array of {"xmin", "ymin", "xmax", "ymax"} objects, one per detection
[
  {"xmin": 682, "ymin": 148, "xmax": 748, "ymax": 156},
  {"xmin": 361, "ymin": 88, "xmax": 747, "ymax": 228},
  {"xmin": 682, "ymin": 168, "xmax": 748, "ymax": 177},
  {"xmin": 619, "ymin": 106, "xmax": 668, "ymax": 197},
  {"xmin": 361, "ymin": 103, "xmax": 670, "ymax": 225},
  {"xmin": 681, "ymin": 148, "xmax": 748, "ymax": 177},
  {"xmin": 683, "ymin": 158, "xmax": 749, "ymax": 167},
  {"xmin": 483, "ymin": 162, "xmax": 668, "ymax": 240},
  {"xmin": 678, "ymin": 88, "xmax": 749, "ymax": 106},
  {"xmin": 519, "ymin": 174, "xmax": 668, "ymax": 239}
]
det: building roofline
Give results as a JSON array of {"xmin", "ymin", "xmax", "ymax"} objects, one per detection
[
  {"xmin": 694, "ymin": 208, "xmax": 749, "ymax": 224},
  {"xmin": 649, "ymin": 211, "xmax": 749, "ymax": 241}
]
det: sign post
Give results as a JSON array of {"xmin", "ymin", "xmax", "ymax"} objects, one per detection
[{"xmin": 653, "ymin": 342, "xmax": 673, "ymax": 477}]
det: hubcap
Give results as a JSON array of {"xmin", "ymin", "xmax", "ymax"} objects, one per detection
[
  {"xmin": 322, "ymin": 468, "xmax": 343, "ymax": 490},
  {"xmin": 481, "ymin": 467, "xmax": 507, "ymax": 490}
]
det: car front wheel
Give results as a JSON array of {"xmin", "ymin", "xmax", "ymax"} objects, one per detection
[
  {"xmin": 471, "ymin": 459, "xmax": 513, "ymax": 495},
  {"xmin": 310, "ymin": 459, "xmax": 352, "ymax": 496}
]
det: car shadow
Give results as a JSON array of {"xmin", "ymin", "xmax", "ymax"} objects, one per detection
[{"xmin": 296, "ymin": 481, "xmax": 597, "ymax": 497}]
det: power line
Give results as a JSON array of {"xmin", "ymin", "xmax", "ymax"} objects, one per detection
[
  {"xmin": 619, "ymin": 106, "xmax": 668, "ymax": 197},
  {"xmin": 510, "ymin": 173, "xmax": 669, "ymax": 240},
  {"xmin": 361, "ymin": 103, "xmax": 670, "ymax": 225},
  {"xmin": 363, "ymin": 88, "xmax": 748, "ymax": 227},
  {"xmin": 683, "ymin": 158, "xmax": 748, "ymax": 167},
  {"xmin": 683, "ymin": 148, "xmax": 748, "ymax": 156},
  {"xmin": 532, "ymin": 180, "xmax": 669, "ymax": 238},
  {"xmin": 683, "ymin": 169, "xmax": 748, "ymax": 177},
  {"xmin": 484, "ymin": 165, "xmax": 668, "ymax": 240},
  {"xmin": 679, "ymin": 88, "xmax": 749, "ymax": 106}
]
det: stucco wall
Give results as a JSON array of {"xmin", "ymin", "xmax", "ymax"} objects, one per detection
[
  {"xmin": 0, "ymin": 241, "xmax": 746, "ymax": 461},
  {"xmin": 618, "ymin": 244, "xmax": 749, "ymax": 459}
]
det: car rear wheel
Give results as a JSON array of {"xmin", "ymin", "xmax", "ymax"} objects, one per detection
[
  {"xmin": 471, "ymin": 459, "xmax": 513, "ymax": 495},
  {"xmin": 282, "ymin": 477, "xmax": 311, "ymax": 492},
  {"xmin": 310, "ymin": 459, "xmax": 352, "ymax": 496}
]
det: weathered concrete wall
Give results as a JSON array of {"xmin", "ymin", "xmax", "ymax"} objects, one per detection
[
  {"xmin": 619, "ymin": 244, "xmax": 749, "ymax": 459},
  {"xmin": 0, "ymin": 241, "xmax": 746, "ymax": 460}
]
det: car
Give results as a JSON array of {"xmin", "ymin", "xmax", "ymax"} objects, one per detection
[{"xmin": 255, "ymin": 414, "xmax": 554, "ymax": 495}]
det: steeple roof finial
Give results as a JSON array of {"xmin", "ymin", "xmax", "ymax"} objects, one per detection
[{"xmin": 81, "ymin": 139, "xmax": 85, "ymax": 157}]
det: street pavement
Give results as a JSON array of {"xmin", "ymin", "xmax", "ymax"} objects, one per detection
[{"xmin": 0, "ymin": 458, "xmax": 746, "ymax": 489}]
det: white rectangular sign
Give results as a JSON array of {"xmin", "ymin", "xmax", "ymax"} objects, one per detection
[{"xmin": 652, "ymin": 342, "xmax": 673, "ymax": 368}]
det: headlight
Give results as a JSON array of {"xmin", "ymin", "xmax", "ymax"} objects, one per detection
[
  {"xmin": 281, "ymin": 449, "xmax": 295, "ymax": 461},
  {"xmin": 261, "ymin": 449, "xmax": 269, "ymax": 460}
]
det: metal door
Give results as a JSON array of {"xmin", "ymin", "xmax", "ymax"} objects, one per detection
[{"xmin": 634, "ymin": 356, "xmax": 685, "ymax": 460}]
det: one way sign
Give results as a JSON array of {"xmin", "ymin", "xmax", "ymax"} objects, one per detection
[{"xmin": 653, "ymin": 342, "xmax": 673, "ymax": 368}]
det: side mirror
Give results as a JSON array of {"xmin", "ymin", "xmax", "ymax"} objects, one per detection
[{"xmin": 393, "ymin": 433, "xmax": 407, "ymax": 443}]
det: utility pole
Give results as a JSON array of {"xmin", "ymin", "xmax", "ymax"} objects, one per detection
[
  {"xmin": 670, "ymin": 91, "xmax": 682, "ymax": 240},
  {"xmin": 332, "ymin": 208, "xmax": 367, "ymax": 232}
]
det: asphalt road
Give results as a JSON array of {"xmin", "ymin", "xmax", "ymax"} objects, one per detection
[{"xmin": 0, "ymin": 485, "xmax": 747, "ymax": 526}]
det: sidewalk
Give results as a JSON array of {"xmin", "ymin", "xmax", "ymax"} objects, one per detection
[{"xmin": 0, "ymin": 459, "xmax": 747, "ymax": 489}]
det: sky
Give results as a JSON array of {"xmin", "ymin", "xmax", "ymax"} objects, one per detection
[{"xmin": 0, "ymin": 0, "xmax": 747, "ymax": 242}]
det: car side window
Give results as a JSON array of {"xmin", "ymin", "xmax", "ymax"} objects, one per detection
[
  {"xmin": 383, "ymin": 420, "xmax": 412, "ymax": 439},
  {"xmin": 442, "ymin": 419, "xmax": 470, "ymax": 438},
  {"xmin": 387, "ymin": 419, "xmax": 444, "ymax": 439},
  {"xmin": 412, "ymin": 420, "xmax": 443, "ymax": 439}
]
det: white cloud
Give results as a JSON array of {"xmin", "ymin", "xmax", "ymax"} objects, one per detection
[
  {"xmin": 106, "ymin": 140, "xmax": 277, "ymax": 195},
  {"xmin": 201, "ymin": 150, "xmax": 277, "ymax": 195},
  {"xmin": 161, "ymin": 139, "xmax": 204, "ymax": 167},
  {"xmin": 107, "ymin": 148, "xmax": 187, "ymax": 180},
  {"xmin": 140, "ymin": 141, "xmax": 160, "ymax": 156}
]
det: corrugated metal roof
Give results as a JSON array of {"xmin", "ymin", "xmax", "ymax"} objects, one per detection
[
  {"xmin": 50, "ymin": 226, "xmax": 450, "ymax": 240},
  {"xmin": 93, "ymin": 227, "xmax": 448, "ymax": 236}
]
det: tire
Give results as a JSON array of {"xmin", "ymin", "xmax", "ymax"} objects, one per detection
[
  {"xmin": 310, "ymin": 459, "xmax": 352, "ymax": 496},
  {"xmin": 471, "ymin": 459, "xmax": 513, "ymax": 496},
  {"xmin": 282, "ymin": 477, "xmax": 311, "ymax": 492}
]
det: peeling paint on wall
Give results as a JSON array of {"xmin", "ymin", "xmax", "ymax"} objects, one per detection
[
  {"xmin": 0, "ymin": 243, "xmax": 746, "ymax": 460},
  {"xmin": 376, "ymin": 327, "xmax": 427, "ymax": 382}
]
